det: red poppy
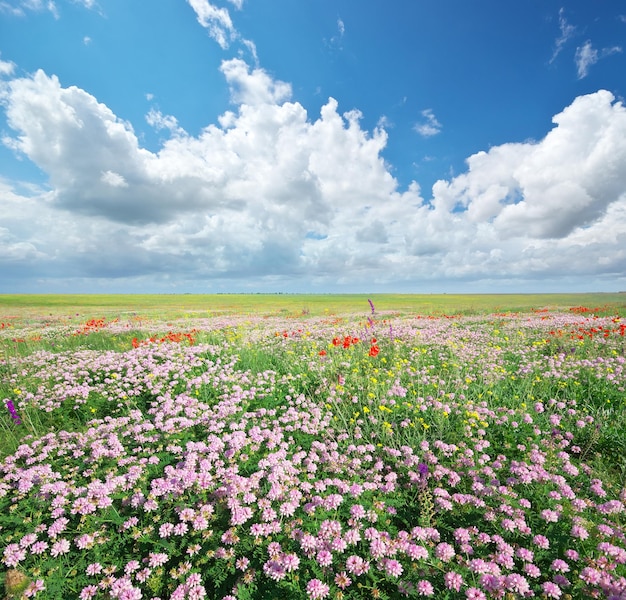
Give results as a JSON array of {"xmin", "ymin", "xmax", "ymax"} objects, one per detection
[{"xmin": 369, "ymin": 345, "xmax": 380, "ymax": 357}]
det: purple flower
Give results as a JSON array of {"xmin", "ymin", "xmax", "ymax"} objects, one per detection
[
  {"xmin": 551, "ymin": 558, "xmax": 570, "ymax": 573},
  {"xmin": 384, "ymin": 559, "xmax": 403, "ymax": 577},
  {"xmin": 5, "ymin": 399, "xmax": 21, "ymax": 424},
  {"xmin": 368, "ymin": 298, "xmax": 376, "ymax": 314},
  {"xmin": 542, "ymin": 582, "xmax": 562, "ymax": 599},
  {"xmin": 306, "ymin": 578, "xmax": 330, "ymax": 599},
  {"xmin": 435, "ymin": 542, "xmax": 455, "ymax": 562},
  {"xmin": 444, "ymin": 571, "xmax": 463, "ymax": 591},
  {"xmin": 416, "ymin": 580, "xmax": 434, "ymax": 596}
]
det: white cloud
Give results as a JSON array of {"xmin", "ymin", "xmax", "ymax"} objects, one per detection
[
  {"xmin": 186, "ymin": 0, "xmax": 235, "ymax": 49},
  {"xmin": 575, "ymin": 40, "xmax": 622, "ymax": 79},
  {"xmin": 414, "ymin": 109, "xmax": 442, "ymax": 137},
  {"xmin": 550, "ymin": 7, "xmax": 576, "ymax": 64},
  {"xmin": 146, "ymin": 109, "xmax": 186, "ymax": 136},
  {"xmin": 0, "ymin": 0, "xmax": 58, "ymax": 17},
  {"xmin": 337, "ymin": 18, "xmax": 345, "ymax": 37},
  {"xmin": 0, "ymin": 57, "xmax": 16, "ymax": 76},
  {"xmin": 101, "ymin": 170, "xmax": 128, "ymax": 188},
  {"xmin": 220, "ymin": 58, "xmax": 292, "ymax": 105},
  {"xmin": 326, "ymin": 17, "xmax": 345, "ymax": 50},
  {"xmin": 2, "ymin": 63, "xmax": 626, "ymax": 291}
]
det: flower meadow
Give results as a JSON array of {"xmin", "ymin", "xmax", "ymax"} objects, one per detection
[{"xmin": 1, "ymin": 303, "xmax": 626, "ymax": 599}]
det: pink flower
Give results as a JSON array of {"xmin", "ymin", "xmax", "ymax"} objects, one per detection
[
  {"xmin": 50, "ymin": 539, "xmax": 70, "ymax": 557},
  {"xmin": 542, "ymin": 582, "xmax": 562, "ymax": 598},
  {"xmin": 540, "ymin": 509, "xmax": 560, "ymax": 523},
  {"xmin": 80, "ymin": 586, "xmax": 98, "ymax": 600},
  {"xmin": 316, "ymin": 549, "xmax": 333, "ymax": 567},
  {"xmin": 2, "ymin": 544, "xmax": 26, "ymax": 567},
  {"xmin": 86, "ymin": 563, "xmax": 103, "ymax": 576},
  {"xmin": 466, "ymin": 588, "xmax": 486, "ymax": 600},
  {"xmin": 505, "ymin": 574, "xmax": 530, "ymax": 595},
  {"xmin": 444, "ymin": 571, "xmax": 463, "ymax": 592},
  {"xmin": 345, "ymin": 555, "xmax": 369, "ymax": 575},
  {"xmin": 404, "ymin": 543, "xmax": 427, "ymax": 561},
  {"xmin": 384, "ymin": 559, "xmax": 403, "ymax": 577},
  {"xmin": 148, "ymin": 552, "xmax": 169, "ymax": 568},
  {"xmin": 350, "ymin": 504, "xmax": 366, "ymax": 520},
  {"xmin": 306, "ymin": 578, "xmax": 330, "ymax": 599},
  {"xmin": 551, "ymin": 559, "xmax": 570, "ymax": 573},
  {"xmin": 236, "ymin": 557, "xmax": 249, "ymax": 571},
  {"xmin": 23, "ymin": 579, "xmax": 45, "ymax": 597},
  {"xmin": 416, "ymin": 580, "xmax": 434, "ymax": 596},
  {"xmin": 579, "ymin": 567, "xmax": 602, "ymax": 585},
  {"xmin": 435, "ymin": 542, "xmax": 455, "ymax": 562},
  {"xmin": 334, "ymin": 572, "xmax": 351, "ymax": 589},
  {"xmin": 282, "ymin": 553, "xmax": 300, "ymax": 572}
]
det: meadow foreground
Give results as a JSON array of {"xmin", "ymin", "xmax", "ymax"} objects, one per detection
[{"xmin": 1, "ymin": 303, "xmax": 626, "ymax": 599}]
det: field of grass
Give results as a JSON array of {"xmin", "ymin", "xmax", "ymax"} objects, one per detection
[
  {"xmin": 2, "ymin": 292, "xmax": 626, "ymax": 319},
  {"xmin": 1, "ymin": 296, "xmax": 626, "ymax": 599}
]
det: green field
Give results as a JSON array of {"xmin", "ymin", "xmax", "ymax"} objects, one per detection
[{"xmin": 1, "ymin": 292, "xmax": 625, "ymax": 319}]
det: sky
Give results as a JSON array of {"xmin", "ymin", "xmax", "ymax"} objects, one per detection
[{"xmin": 1, "ymin": 1, "xmax": 626, "ymax": 294}]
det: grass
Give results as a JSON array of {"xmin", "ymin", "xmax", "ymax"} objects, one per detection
[
  {"xmin": 1, "ymin": 297, "xmax": 626, "ymax": 599},
  {"xmin": 1, "ymin": 292, "xmax": 626, "ymax": 319}
]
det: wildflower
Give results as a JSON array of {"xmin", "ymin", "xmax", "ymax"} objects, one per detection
[
  {"xmin": 80, "ymin": 586, "xmax": 99, "ymax": 600},
  {"xmin": 384, "ymin": 559, "xmax": 403, "ymax": 577},
  {"xmin": 345, "ymin": 555, "xmax": 369, "ymax": 575},
  {"xmin": 316, "ymin": 549, "xmax": 333, "ymax": 567},
  {"xmin": 86, "ymin": 563, "xmax": 103, "ymax": 576},
  {"xmin": 542, "ymin": 581, "xmax": 562, "ymax": 598},
  {"xmin": 524, "ymin": 563, "xmax": 541, "ymax": 578},
  {"xmin": 148, "ymin": 552, "xmax": 169, "ymax": 568},
  {"xmin": 505, "ymin": 573, "xmax": 530, "ymax": 595},
  {"xmin": 282, "ymin": 553, "xmax": 300, "ymax": 572},
  {"xmin": 435, "ymin": 542, "xmax": 455, "ymax": 562},
  {"xmin": 550, "ymin": 559, "xmax": 570, "ymax": 573},
  {"xmin": 334, "ymin": 572, "xmax": 351, "ymax": 589},
  {"xmin": 532, "ymin": 535, "xmax": 550, "ymax": 549},
  {"xmin": 416, "ymin": 580, "xmax": 434, "ymax": 596},
  {"xmin": 540, "ymin": 509, "xmax": 560, "ymax": 523},
  {"xmin": 5, "ymin": 400, "xmax": 21, "ymax": 425},
  {"xmin": 30, "ymin": 541, "xmax": 48, "ymax": 555},
  {"xmin": 579, "ymin": 567, "xmax": 602, "ymax": 585},
  {"xmin": 444, "ymin": 571, "xmax": 463, "ymax": 591},
  {"xmin": 3, "ymin": 544, "xmax": 26, "ymax": 567},
  {"xmin": 50, "ymin": 539, "xmax": 70, "ymax": 557},
  {"xmin": 263, "ymin": 560, "xmax": 286, "ymax": 581},
  {"xmin": 465, "ymin": 588, "xmax": 486, "ymax": 600},
  {"xmin": 306, "ymin": 578, "xmax": 330, "ymax": 599}
]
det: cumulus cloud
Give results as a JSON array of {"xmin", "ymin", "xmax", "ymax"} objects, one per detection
[
  {"xmin": 1, "ymin": 61, "xmax": 626, "ymax": 292},
  {"xmin": 414, "ymin": 109, "xmax": 442, "ymax": 137}
]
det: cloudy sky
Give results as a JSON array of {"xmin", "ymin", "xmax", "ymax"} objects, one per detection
[{"xmin": 1, "ymin": 1, "xmax": 625, "ymax": 293}]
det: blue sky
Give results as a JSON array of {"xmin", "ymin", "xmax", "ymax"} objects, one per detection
[{"xmin": 1, "ymin": 1, "xmax": 625, "ymax": 293}]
